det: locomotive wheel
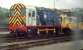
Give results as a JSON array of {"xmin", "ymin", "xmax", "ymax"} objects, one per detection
[
  {"xmin": 62, "ymin": 28, "xmax": 72, "ymax": 36},
  {"xmin": 39, "ymin": 31, "xmax": 47, "ymax": 39},
  {"xmin": 27, "ymin": 28, "xmax": 38, "ymax": 39},
  {"xmin": 55, "ymin": 27, "xmax": 61, "ymax": 37},
  {"xmin": 47, "ymin": 31, "xmax": 54, "ymax": 38},
  {"xmin": 9, "ymin": 31, "xmax": 16, "ymax": 38}
]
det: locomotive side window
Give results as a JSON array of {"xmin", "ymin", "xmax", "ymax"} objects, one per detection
[{"xmin": 32, "ymin": 11, "xmax": 35, "ymax": 17}]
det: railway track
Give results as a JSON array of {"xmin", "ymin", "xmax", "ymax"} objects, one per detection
[{"xmin": 0, "ymin": 36, "xmax": 71, "ymax": 50}]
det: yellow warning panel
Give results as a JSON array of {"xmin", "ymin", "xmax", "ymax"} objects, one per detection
[
  {"xmin": 79, "ymin": 22, "xmax": 83, "ymax": 29},
  {"xmin": 9, "ymin": 3, "xmax": 26, "ymax": 31}
]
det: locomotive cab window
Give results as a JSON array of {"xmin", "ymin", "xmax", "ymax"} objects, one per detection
[
  {"xmin": 28, "ymin": 9, "xmax": 32, "ymax": 17},
  {"xmin": 32, "ymin": 11, "xmax": 35, "ymax": 17},
  {"xmin": 28, "ymin": 9, "xmax": 36, "ymax": 17}
]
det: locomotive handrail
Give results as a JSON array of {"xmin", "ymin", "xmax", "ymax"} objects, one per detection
[{"xmin": 38, "ymin": 28, "xmax": 56, "ymax": 31}]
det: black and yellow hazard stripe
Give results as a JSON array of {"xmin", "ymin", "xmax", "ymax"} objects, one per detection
[
  {"xmin": 9, "ymin": 16, "xmax": 15, "ymax": 24},
  {"xmin": 13, "ymin": 19, "xmax": 21, "ymax": 25},
  {"xmin": 14, "ymin": 10, "xmax": 21, "ymax": 16},
  {"xmin": 9, "ymin": 3, "xmax": 26, "ymax": 28}
]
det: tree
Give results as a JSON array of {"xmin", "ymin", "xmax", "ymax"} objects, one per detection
[{"xmin": 0, "ymin": 7, "xmax": 9, "ymax": 27}]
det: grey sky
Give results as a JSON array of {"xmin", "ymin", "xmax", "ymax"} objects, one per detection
[
  {"xmin": 55, "ymin": 0, "xmax": 83, "ymax": 9},
  {"xmin": 0, "ymin": 0, "xmax": 83, "ymax": 9}
]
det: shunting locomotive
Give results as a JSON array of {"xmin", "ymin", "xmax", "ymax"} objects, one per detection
[{"xmin": 8, "ymin": 3, "xmax": 62, "ymax": 38}]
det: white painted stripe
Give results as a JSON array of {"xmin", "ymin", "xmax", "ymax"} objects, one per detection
[{"xmin": 0, "ymin": 32, "xmax": 9, "ymax": 34}]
